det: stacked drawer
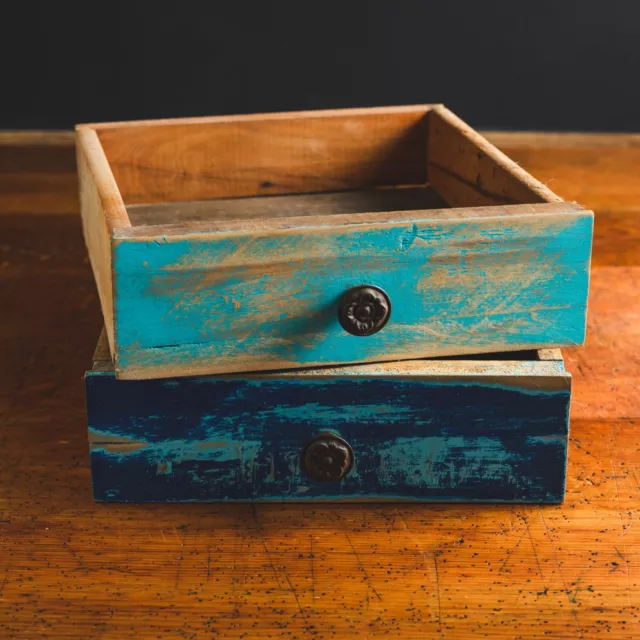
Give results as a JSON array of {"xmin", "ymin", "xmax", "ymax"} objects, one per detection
[{"xmin": 78, "ymin": 105, "xmax": 592, "ymax": 502}]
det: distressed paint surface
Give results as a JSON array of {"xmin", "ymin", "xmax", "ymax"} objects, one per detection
[
  {"xmin": 112, "ymin": 207, "xmax": 592, "ymax": 378},
  {"xmin": 86, "ymin": 368, "xmax": 571, "ymax": 503}
]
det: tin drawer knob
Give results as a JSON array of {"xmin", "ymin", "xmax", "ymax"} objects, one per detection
[
  {"xmin": 301, "ymin": 434, "xmax": 354, "ymax": 482},
  {"xmin": 338, "ymin": 285, "xmax": 391, "ymax": 336}
]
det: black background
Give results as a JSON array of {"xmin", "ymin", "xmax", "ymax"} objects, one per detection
[{"xmin": 3, "ymin": 1, "xmax": 639, "ymax": 131}]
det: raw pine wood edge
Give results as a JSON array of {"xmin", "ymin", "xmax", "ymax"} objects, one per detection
[
  {"xmin": 115, "ymin": 201, "xmax": 589, "ymax": 240},
  {"xmin": 537, "ymin": 348, "xmax": 564, "ymax": 361},
  {"xmin": 83, "ymin": 104, "xmax": 441, "ymax": 131},
  {"xmin": 428, "ymin": 106, "xmax": 563, "ymax": 207},
  {"xmin": 116, "ymin": 347, "xmax": 573, "ymax": 382},
  {"xmin": 76, "ymin": 127, "xmax": 130, "ymax": 352},
  {"xmin": 91, "ymin": 327, "xmax": 566, "ymax": 382}
]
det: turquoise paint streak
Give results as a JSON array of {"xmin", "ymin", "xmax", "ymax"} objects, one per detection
[
  {"xmin": 375, "ymin": 436, "xmax": 521, "ymax": 489},
  {"xmin": 113, "ymin": 213, "xmax": 592, "ymax": 370},
  {"xmin": 89, "ymin": 431, "xmax": 545, "ymax": 495}
]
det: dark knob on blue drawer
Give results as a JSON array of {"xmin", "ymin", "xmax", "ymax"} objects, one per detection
[
  {"xmin": 338, "ymin": 285, "xmax": 391, "ymax": 336},
  {"xmin": 301, "ymin": 433, "xmax": 354, "ymax": 482}
]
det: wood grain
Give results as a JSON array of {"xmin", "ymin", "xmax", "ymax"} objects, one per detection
[
  {"xmin": 112, "ymin": 201, "xmax": 591, "ymax": 379},
  {"xmin": 0, "ymin": 131, "xmax": 638, "ymax": 638},
  {"xmin": 75, "ymin": 127, "xmax": 130, "ymax": 351},
  {"xmin": 126, "ymin": 186, "xmax": 449, "ymax": 227},
  {"xmin": 428, "ymin": 106, "xmax": 562, "ymax": 207},
  {"xmin": 95, "ymin": 106, "xmax": 432, "ymax": 205}
]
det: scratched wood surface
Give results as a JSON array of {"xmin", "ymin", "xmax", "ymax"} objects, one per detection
[
  {"xmin": 112, "ymin": 200, "xmax": 592, "ymax": 379},
  {"xmin": 80, "ymin": 106, "xmax": 593, "ymax": 379},
  {"xmin": 0, "ymin": 131, "xmax": 638, "ymax": 638},
  {"xmin": 86, "ymin": 336, "xmax": 570, "ymax": 503}
]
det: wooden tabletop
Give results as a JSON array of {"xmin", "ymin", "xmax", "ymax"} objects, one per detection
[{"xmin": 0, "ymin": 131, "xmax": 638, "ymax": 639}]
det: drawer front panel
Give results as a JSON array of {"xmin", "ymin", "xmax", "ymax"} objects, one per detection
[
  {"xmin": 86, "ymin": 371, "xmax": 570, "ymax": 503},
  {"xmin": 112, "ymin": 207, "xmax": 592, "ymax": 379}
]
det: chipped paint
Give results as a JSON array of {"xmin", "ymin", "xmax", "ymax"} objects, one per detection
[
  {"xmin": 86, "ymin": 363, "xmax": 570, "ymax": 503},
  {"xmin": 112, "ymin": 208, "xmax": 592, "ymax": 378}
]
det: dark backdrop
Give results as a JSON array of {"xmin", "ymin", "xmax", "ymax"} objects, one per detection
[{"xmin": 3, "ymin": 1, "xmax": 639, "ymax": 131}]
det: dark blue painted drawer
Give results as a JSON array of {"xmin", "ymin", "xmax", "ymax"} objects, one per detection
[{"xmin": 85, "ymin": 335, "xmax": 571, "ymax": 503}]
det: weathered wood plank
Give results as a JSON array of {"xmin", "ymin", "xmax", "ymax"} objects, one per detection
[
  {"xmin": 428, "ymin": 106, "xmax": 562, "ymax": 207},
  {"xmin": 126, "ymin": 186, "xmax": 449, "ymax": 226},
  {"xmin": 90, "ymin": 327, "xmax": 564, "ymax": 379},
  {"xmin": 75, "ymin": 127, "xmax": 130, "ymax": 351},
  {"xmin": 118, "ymin": 200, "xmax": 584, "ymax": 238},
  {"xmin": 538, "ymin": 347, "xmax": 564, "ymax": 361},
  {"xmin": 95, "ymin": 106, "xmax": 432, "ymax": 205},
  {"xmin": 86, "ymin": 355, "xmax": 570, "ymax": 503},
  {"xmin": 112, "ymin": 202, "xmax": 592, "ymax": 379}
]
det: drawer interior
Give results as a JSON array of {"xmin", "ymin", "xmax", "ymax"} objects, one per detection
[
  {"xmin": 126, "ymin": 186, "xmax": 449, "ymax": 226},
  {"xmin": 90, "ymin": 105, "xmax": 558, "ymax": 231}
]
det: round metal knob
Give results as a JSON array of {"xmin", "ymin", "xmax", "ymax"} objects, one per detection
[
  {"xmin": 301, "ymin": 433, "xmax": 354, "ymax": 482},
  {"xmin": 338, "ymin": 285, "xmax": 391, "ymax": 337}
]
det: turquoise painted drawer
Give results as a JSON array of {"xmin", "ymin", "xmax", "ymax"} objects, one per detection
[
  {"xmin": 77, "ymin": 105, "xmax": 593, "ymax": 380},
  {"xmin": 86, "ymin": 334, "xmax": 571, "ymax": 503}
]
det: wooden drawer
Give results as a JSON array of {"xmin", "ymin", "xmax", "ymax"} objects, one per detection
[
  {"xmin": 77, "ymin": 105, "xmax": 593, "ymax": 380},
  {"xmin": 86, "ymin": 334, "xmax": 571, "ymax": 503}
]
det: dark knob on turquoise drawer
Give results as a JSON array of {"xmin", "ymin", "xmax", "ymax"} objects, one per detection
[
  {"xmin": 301, "ymin": 433, "xmax": 354, "ymax": 482},
  {"xmin": 338, "ymin": 285, "xmax": 391, "ymax": 336}
]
